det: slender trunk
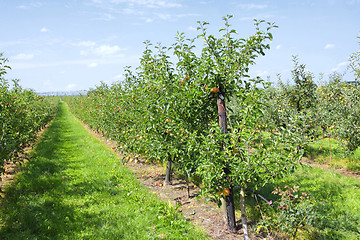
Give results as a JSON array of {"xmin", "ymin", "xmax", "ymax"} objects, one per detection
[
  {"xmin": 240, "ymin": 188, "xmax": 250, "ymax": 240},
  {"xmin": 328, "ymin": 137, "xmax": 332, "ymax": 163},
  {"xmin": 259, "ymin": 129, "xmax": 262, "ymax": 150},
  {"xmin": 217, "ymin": 92, "xmax": 236, "ymax": 231},
  {"xmin": 186, "ymin": 175, "xmax": 190, "ymax": 197},
  {"xmin": 165, "ymin": 156, "xmax": 172, "ymax": 185}
]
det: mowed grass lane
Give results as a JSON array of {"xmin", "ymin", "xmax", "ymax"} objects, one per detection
[{"xmin": 0, "ymin": 102, "xmax": 207, "ymax": 240}]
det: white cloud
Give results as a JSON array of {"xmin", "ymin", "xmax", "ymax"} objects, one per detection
[
  {"xmin": 93, "ymin": 45, "xmax": 124, "ymax": 55},
  {"xmin": 111, "ymin": 0, "xmax": 181, "ymax": 8},
  {"xmin": 238, "ymin": 16, "xmax": 254, "ymax": 21},
  {"xmin": 122, "ymin": 7, "xmax": 144, "ymax": 15},
  {"xmin": 346, "ymin": 0, "xmax": 360, "ymax": 5},
  {"xmin": 146, "ymin": 13, "xmax": 199, "ymax": 23},
  {"xmin": 254, "ymin": 70, "xmax": 270, "ymax": 78},
  {"xmin": 76, "ymin": 41, "xmax": 126, "ymax": 57},
  {"xmin": 43, "ymin": 80, "xmax": 54, "ymax": 87},
  {"xmin": 97, "ymin": 13, "xmax": 116, "ymax": 21},
  {"xmin": 88, "ymin": 62, "xmax": 99, "ymax": 67},
  {"xmin": 12, "ymin": 53, "xmax": 34, "ymax": 60},
  {"xmin": 338, "ymin": 61, "xmax": 348, "ymax": 67},
  {"xmin": 276, "ymin": 45, "xmax": 281, "ymax": 50},
  {"xmin": 325, "ymin": 43, "xmax": 335, "ymax": 49},
  {"xmin": 17, "ymin": 2, "xmax": 44, "ymax": 9},
  {"xmin": 67, "ymin": 84, "xmax": 77, "ymax": 90},
  {"xmin": 157, "ymin": 13, "xmax": 171, "ymax": 20},
  {"xmin": 238, "ymin": 4, "xmax": 267, "ymax": 9},
  {"xmin": 239, "ymin": 14, "xmax": 275, "ymax": 21},
  {"xmin": 188, "ymin": 26, "xmax": 197, "ymax": 31},
  {"xmin": 92, "ymin": 0, "xmax": 181, "ymax": 9},
  {"xmin": 77, "ymin": 41, "xmax": 97, "ymax": 48},
  {"xmin": 40, "ymin": 27, "xmax": 49, "ymax": 32},
  {"xmin": 105, "ymin": 13, "xmax": 115, "ymax": 20},
  {"xmin": 90, "ymin": 0, "xmax": 190, "ymax": 24},
  {"xmin": 331, "ymin": 61, "xmax": 348, "ymax": 72},
  {"xmin": 114, "ymin": 74, "xmax": 123, "ymax": 79}
]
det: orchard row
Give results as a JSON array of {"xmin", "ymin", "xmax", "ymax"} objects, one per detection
[
  {"xmin": 0, "ymin": 53, "xmax": 57, "ymax": 174},
  {"xmin": 260, "ymin": 56, "xmax": 360, "ymax": 156},
  {"xmin": 65, "ymin": 17, "xmax": 359, "ymax": 234},
  {"xmin": 65, "ymin": 16, "xmax": 303, "ymax": 233}
]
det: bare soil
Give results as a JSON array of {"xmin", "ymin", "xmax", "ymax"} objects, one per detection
[{"xmin": 0, "ymin": 160, "xmax": 19, "ymax": 194}]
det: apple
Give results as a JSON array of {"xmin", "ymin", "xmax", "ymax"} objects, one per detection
[
  {"xmin": 223, "ymin": 188, "xmax": 230, "ymax": 196},
  {"xmin": 210, "ymin": 87, "xmax": 219, "ymax": 93}
]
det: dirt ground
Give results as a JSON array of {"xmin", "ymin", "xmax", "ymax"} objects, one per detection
[
  {"xmin": 0, "ymin": 134, "xmax": 44, "ymax": 197},
  {"xmin": 125, "ymin": 158, "xmax": 246, "ymax": 239},
  {"xmin": 0, "ymin": 160, "xmax": 18, "ymax": 193}
]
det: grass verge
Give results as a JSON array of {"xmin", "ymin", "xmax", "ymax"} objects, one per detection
[
  {"xmin": 245, "ymin": 165, "xmax": 360, "ymax": 239},
  {"xmin": 0, "ymin": 101, "xmax": 207, "ymax": 240}
]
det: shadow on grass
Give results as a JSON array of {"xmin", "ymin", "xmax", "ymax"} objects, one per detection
[{"xmin": 0, "ymin": 102, "xmax": 99, "ymax": 240}]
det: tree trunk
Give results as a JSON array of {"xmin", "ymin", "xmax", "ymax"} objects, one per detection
[
  {"xmin": 329, "ymin": 137, "xmax": 332, "ymax": 163},
  {"xmin": 225, "ymin": 187, "xmax": 236, "ymax": 231},
  {"xmin": 217, "ymin": 92, "xmax": 236, "ymax": 231},
  {"xmin": 186, "ymin": 175, "xmax": 190, "ymax": 197},
  {"xmin": 240, "ymin": 188, "xmax": 250, "ymax": 240},
  {"xmin": 165, "ymin": 156, "xmax": 172, "ymax": 185}
]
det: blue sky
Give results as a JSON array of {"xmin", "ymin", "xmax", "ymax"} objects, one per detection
[{"xmin": 1, "ymin": 0, "xmax": 359, "ymax": 92}]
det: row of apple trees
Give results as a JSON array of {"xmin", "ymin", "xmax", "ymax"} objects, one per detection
[
  {"xmin": 66, "ymin": 16, "xmax": 303, "ymax": 234},
  {"xmin": 0, "ymin": 53, "xmax": 58, "ymax": 175},
  {"xmin": 260, "ymin": 53, "xmax": 360, "ymax": 158}
]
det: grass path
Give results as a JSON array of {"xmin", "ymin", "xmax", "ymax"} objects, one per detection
[{"xmin": 0, "ymin": 102, "xmax": 207, "ymax": 240}]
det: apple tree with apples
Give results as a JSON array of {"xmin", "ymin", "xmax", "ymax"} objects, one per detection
[{"xmin": 65, "ymin": 16, "xmax": 304, "ymax": 236}]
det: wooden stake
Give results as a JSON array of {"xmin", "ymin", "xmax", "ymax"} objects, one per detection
[{"xmin": 240, "ymin": 188, "xmax": 250, "ymax": 239}]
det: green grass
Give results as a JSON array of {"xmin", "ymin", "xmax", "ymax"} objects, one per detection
[
  {"xmin": 247, "ymin": 165, "xmax": 360, "ymax": 239},
  {"xmin": 306, "ymin": 138, "xmax": 360, "ymax": 172},
  {"xmin": 0, "ymin": 101, "xmax": 207, "ymax": 240}
]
